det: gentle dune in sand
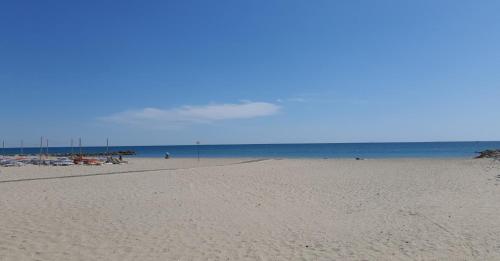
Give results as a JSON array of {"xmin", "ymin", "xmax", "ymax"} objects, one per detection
[{"xmin": 1, "ymin": 158, "xmax": 499, "ymax": 260}]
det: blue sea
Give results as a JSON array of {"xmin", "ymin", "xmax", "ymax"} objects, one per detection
[{"xmin": 2, "ymin": 142, "xmax": 500, "ymax": 159}]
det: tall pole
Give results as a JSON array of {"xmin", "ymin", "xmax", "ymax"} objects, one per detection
[
  {"xmin": 71, "ymin": 139, "xmax": 74, "ymax": 156},
  {"xmin": 79, "ymin": 138, "xmax": 82, "ymax": 156},
  {"xmin": 46, "ymin": 139, "xmax": 49, "ymax": 156},
  {"xmin": 39, "ymin": 137, "xmax": 43, "ymax": 165},
  {"xmin": 106, "ymin": 138, "xmax": 109, "ymax": 155},
  {"xmin": 196, "ymin": 141, "xmax": 200, "ymax": 161}
]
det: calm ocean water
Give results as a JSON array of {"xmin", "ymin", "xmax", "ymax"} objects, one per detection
[{"xmin": 2, "ymin": 142, "xmax": 500, "ymax": 159}]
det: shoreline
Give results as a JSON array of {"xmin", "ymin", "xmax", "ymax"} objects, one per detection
[{"xmin": 1, "ymin": 157, "xmax": 496, "ymax": 183}]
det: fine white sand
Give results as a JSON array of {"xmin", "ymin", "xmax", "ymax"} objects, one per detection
[{"xmin": 0, "ymin": 158, "xmax": 499, "ymax": 260}]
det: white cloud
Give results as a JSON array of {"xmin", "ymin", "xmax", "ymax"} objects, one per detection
[{"xmin": 100, "ymin": 101, "xmax": 280, "ymax": 129}]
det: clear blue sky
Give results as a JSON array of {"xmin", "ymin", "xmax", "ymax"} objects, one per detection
[{"xmin": 1, "ymin": 0, "xmax": 499, "ymax": 147}]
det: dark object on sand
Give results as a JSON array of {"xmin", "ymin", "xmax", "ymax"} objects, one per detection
[
  {"xmin": 355, "ymin": 157, "xmax": 364, "ymax": 160},
  {"xmin": 165, "ymin": 152, "xmax": 170, "ymax": 159},
  {"xmin": 106, "ymin": 156, "xmax": 127, "ymax": 164},
  {"xmin": 475, "ymin": 149, "xmax": 500, "ymax": 159}
]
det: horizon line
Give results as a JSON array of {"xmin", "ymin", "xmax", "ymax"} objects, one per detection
[{"xmin": 2, "ymin": 140, "xmax": 500, "ymax": 149}]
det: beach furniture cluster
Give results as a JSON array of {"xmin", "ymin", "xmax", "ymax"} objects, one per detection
[
  {"xmin": 0, "ymin": 156, "xmax": 25, "ymax": 167},
  {"xmin": 0, "ymin": 138, "xmax": 134, "ymax": 167},
  {"xmin": 0, "ymin": 155, "xmax": 127, "ymax": 167}
]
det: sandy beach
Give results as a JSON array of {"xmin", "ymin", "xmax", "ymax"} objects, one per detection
[{"xmin": 1, "ymin": 158, "xmax": 499, "ymax": 260}]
